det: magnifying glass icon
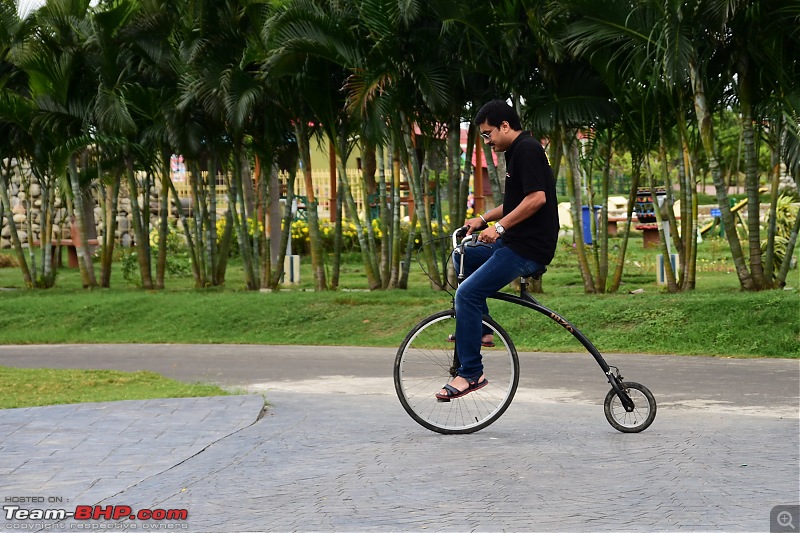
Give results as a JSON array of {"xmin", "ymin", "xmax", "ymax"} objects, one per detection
[{"xmin": 778, "ymin": 511, "xmax": 796, "ymax": 530}]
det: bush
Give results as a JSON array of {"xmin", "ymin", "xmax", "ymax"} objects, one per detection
[
  {"xmin": 216, "ymin": 217, "xmax": 265, "ymax": 259},
  {"xmin": 761, "ymin": 194, "xmax": 799, "ymax": 274},
  {"xmin": 121, "ymin": 223, "xmax": 192, "ymax": 285},
  {"xmin": 287, "ymin": 216, "xmax": 452, "ymax": 255},
  {"xmin": 0, "ymin": 253, "xmax": 19, "ymax": 268}
]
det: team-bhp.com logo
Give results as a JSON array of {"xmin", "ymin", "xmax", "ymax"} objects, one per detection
[{"xmin": 3, "ymin": 503, "xmax": 189, "ymax": 530}]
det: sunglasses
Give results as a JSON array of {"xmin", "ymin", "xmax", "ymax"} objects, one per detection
[{"xmin": 480, "ymin": 127, "xmax": 498, "ymax": 140}]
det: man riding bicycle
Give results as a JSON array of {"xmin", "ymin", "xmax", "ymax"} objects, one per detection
[{"xmin": 437, "ymin": 100, "xmax": 560, "ymax": 401}]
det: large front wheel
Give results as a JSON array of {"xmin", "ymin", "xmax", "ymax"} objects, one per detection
[{"xmin": 394, "ymin": 310, "xmax": 519, "ymax": 434}]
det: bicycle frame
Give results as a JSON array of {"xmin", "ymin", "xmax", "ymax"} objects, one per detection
[{"xmin": 451, "ymin": 228, "xmax": 635, "ymax": 412}]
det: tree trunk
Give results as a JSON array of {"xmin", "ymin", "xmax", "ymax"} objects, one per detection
[
  {"xmin": 29, "ymin": 165, "xmax": 56, "ymax": 287},
  {"xmin": 775, "ymin": 170, "xmax": 800, "ymax": 287},
  {"xmin": 644, "ymin": 156, "xmax": 678, "ymax": 292},
  {"xmin": 99, "ymin": 157, "xmax": 120, "ymax": 289},
  {"xmin": 123, "ymin": 153, "xmax": 151, "ymax": 289},
  {"xmin": 658, "ymin": 112, "xmax": 682, "ymax": 256},
  {"xmin": 563, "ymin": 130, "xmax": 595, "ymax": 293},
  {"xmin": 24, "ymin": 174, "xmax": 38, "ymax": 282},
  {"xmin": 240, "ymin": 150, "xmax": 256, "ymax": 220},
  {"xmin": 361, "ymin": 164, "xmax": 382, "ymax": 288},
  {"xmin": 597, "ymin": 131, "xmax": 612, "ymax": 292},
  {"xmin": 68, "ymin": 157, "xmax": 98, "ymax": 288},
  {"xmin": 389, "ymin": 144, "xmax": 402, "ymax": 288},
  {"xmin": 482, "ymin": 140, "xmax": 502, "ymax": 207},
  {"xmin": 255, "ymin": 155, "xmax": 270, "ymax": 289},
  {"xmin": 0, "ymin": 159, "xmax": 32, "ymax": 286},
  {"xmin": 207, "ymin": 158, "xmax": 218, "ymax": 285},
  {"xmin": 231, "ymin": 148, "xmax": 258, "ymax": 289},
  {"xmin": 655, "ymin": 116, "xmax": 679, "ymax": 292},
  {"xmin": 187, "ymin": 160, "xmax": 206, "ymax": 287},
  {"xmin": 268, "ymin": 160, "xmax": 282, "ymax": 275},
  {"xmin": 738, "ymin": 53, "xmax": 768, "ymax": 289},
  {"xmin": 271, "ymin": 166, "xmax": 296, "ymax": 289},
  {"xmin": 445, "ymin": 120, "xmax": 462, "ymax": 288},
  {"xmin": 376, "ymin": 143, "xmax": 391, "ymax": 288},
  {"xmin": 227, "ymin": 153, "xmax": 258, "ymax": 290},
  {"xmin": 675, "ymin": 106, "xmax": 697, "ymax": 290},
  {"xmin": 330, "ymin": 178, "xmax": 343, "ymax": 290},
  {"xmin": 337, "ymin": 134, "xmax": 380, "ymax": 290},
  {"xmin": 457, "ymin": 124, "xmax": 475, "ymax": 229},
  {"xmin": 403, "ymin": 127, "xmax": 441, "ymax": 289},
  {"xmin": 399, "ymin": 210, "xmax": 417, "ymax": 290},
  {"xmin": 608, "ymin": 159, "xmax": 641, "ymax": 293},
  {"xmin": 689, "ymin": 59, "xmax": 754, "ymax": 290},
  {"xmin": 763, "ymin": 119, "xmax": 782, "ymax": 282},
  {"xmin": 295, "ymin": 122, "xmax": 327, "ymax": 291},
  {"xmin": 155, "ymin": 150, "xmax": 170, "ymax": 289},
  {"xmin": 581, "ymin": 134, "xmax": 601, "ymax": 289},
  {"xmin": 215, "ymin": 209, "xmax": 234, "ymax": 284},
  {"xmin": 167, "ymin": 176, "xmax": 201, "ymax": 287}
]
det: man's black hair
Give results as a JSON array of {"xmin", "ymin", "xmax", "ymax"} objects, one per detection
[{"xmin": 474, "ymin": 99, "xmax": 522, "ymax": 131}]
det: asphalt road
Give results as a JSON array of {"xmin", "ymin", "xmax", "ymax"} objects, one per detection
[{"xmin": 1, "ymin": 344, "xmax": 798, "ymax": 416}]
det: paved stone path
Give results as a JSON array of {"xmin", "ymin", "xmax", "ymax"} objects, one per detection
[{"xmin": 0, "ymin": 345, "xmax": 798, "ymax": 532}]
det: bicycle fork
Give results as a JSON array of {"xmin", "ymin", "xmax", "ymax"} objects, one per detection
[
  {"xmin": 562, "ymin": 320, "xmax": 636, "ymax": 413},
  {"xmin": 606, "ymin": 367, "xmax": 636, "ymax": 412}
]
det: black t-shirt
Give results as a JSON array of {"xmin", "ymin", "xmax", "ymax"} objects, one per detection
[{"xmin": 501, "ymin": 131, "xmax": 559, "ymax": 265}]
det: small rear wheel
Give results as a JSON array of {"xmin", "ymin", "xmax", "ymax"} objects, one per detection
[
  {"xmin": 604, "ymin": 381, "xmax": 656, "ymax": 433},
  {"xmin": 394, "ymin": 310, "xmax": 519, "ymax": 434}
]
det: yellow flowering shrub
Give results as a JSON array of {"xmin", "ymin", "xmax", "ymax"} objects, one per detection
[{"xmin": 283, "ymin": 215, "xmax": 451, "ymax": 254}]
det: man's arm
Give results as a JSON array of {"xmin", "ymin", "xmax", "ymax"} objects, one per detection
[
  {"xmin": 476, "ymin": 191, "xmax": 546, "ymax": 243},
  {"xmin": 465, "ymin": 204, "xmax": 504, "ymax": 235}
]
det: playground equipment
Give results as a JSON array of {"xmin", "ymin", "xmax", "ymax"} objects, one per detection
[
  {"xmin": 700, "ymin": 197, "xmax": 749, "ymax": 237},
  {"xmin": 634, "ymin": 187, "xmax": 667, "ymax": 248},
  {"xmin": 634, "ymin": 187, "xmax": 679, "ymax": 283}
]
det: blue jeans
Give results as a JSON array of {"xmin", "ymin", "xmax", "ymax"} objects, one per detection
[{"xmin": 453, "ymin": 239, "xmax": 544, "ymax": 381}]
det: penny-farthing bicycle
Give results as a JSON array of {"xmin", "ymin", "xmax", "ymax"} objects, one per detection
[{"xmin": 394, "ymin": 228, "xmax": 657, "ymax": 435}]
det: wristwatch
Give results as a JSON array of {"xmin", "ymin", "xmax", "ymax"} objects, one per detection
[{"xmin": 494, "ymin": 222, "xmax": 505, "ymax": 236}]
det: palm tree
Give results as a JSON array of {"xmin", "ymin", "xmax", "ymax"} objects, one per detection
[
  {"xmin": 523, "ymin": 43, "xmax": 621, "ymax": 292},
  {"xmin": 210, "ymin": 0, "xmax": 266, "ymax": 290},
  {"xmin": 171, "ymin": 0, "xmax": 256, "ymax": 288},
  {"xmin": 720, "ymin": 0, "xmax": 800, "ymax": 288},
  {"xmin": 345, "ymin": 0, "xmax": 496, "ymax": 289},
  {"xmin": 562, "ymin": 0, "xmax": 762, "ymax": 290},
  {"xmin": 267, "ymin": 0, "xmax": 386, "ymax": 289},
  {"xmin": 84, "ymin": 0, "xmax": 148, "ymax": 288},
  {"xmin": 260, "ymin": 0, "xmax": 345, "ymax": 291},
  {"xmin": 0, "ymin": 2, "xmax": 37, "ymax": 286},
  {"xmin": 19, "ymin": 0, "xmax": 99, "ymax": 288}
]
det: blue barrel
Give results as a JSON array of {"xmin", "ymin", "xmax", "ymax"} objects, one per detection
[{"xmin": 581, "ymin": 205, "xmax": 601, "ymax": 245}]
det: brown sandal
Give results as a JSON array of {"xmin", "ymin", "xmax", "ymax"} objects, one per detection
[{"xmin": 435, "ymin": 378, "xmax": 489, "ymax": 402}]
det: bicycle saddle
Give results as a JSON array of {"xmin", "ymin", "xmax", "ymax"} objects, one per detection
[{"xmin": 525, "ymin": 268, "xmax": 547, "ymax": 281}]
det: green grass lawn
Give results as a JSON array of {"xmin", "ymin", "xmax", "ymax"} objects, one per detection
[
  {"xmin": 0, "ymin": 235, "xmax": 797, "ymax": 358},
  {"xmin": 0, "ymin": 366, "xmax": 232, "ymax": 409}
]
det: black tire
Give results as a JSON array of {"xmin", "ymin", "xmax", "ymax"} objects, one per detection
[
  {"xmin": 604, "ymin": 381, "xmax": 657, "ymax": 433},
  {"xmin": 394, "ymin": 310, "xmax": 519, "ymax": 434}
]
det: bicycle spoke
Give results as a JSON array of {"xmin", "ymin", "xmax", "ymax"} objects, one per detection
[
  {"xmin": 395, "ymin": 311, "xmax": 519, "ymax": 434},
  {"xmin": 604, "ymin": 382, "xmax": 657, "ymax": 433}
]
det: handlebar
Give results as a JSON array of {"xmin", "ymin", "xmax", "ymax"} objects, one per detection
[{"xmin": 452, "ymin": 226, "xmax": 476, "ymax": 248}]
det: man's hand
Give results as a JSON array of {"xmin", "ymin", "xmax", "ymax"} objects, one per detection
[
  {"xmin": 478, "ymin": 225, "xmax": 500, "ymax": 243},
  {"xmin": 464, "ymin": 216, "xmax": 486, "ymax": 235},
  {"xmin": 464, "ymin": 215, "xmax": 500, "ymax": 243}
]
